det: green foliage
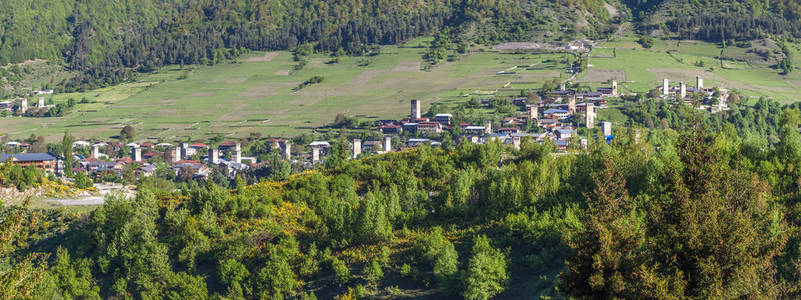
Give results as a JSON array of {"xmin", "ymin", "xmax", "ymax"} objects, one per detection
[
  {"xmin": 560, "ymin": 129, "xmax": 788, "ymax": 298},
  {"xmin": 36, "ymin": 247, "xmax": 101, "ymax": 299},
  {"xmin": 219, "ymin": 259, "xmax": 249, "ymax": 287},
  {"xmin": 462, "ymin": 235, "xmax": 508, "ymax": 300},
  {"xmin": 74, "ymin": 171, "xmax": 94, "ymax": 189},
  {"xmin": 87, "ymin": 192, "xmax": 207, "ymax": 298},
  {"xmin": 364, "ymin": 260, "xmax": 384, "ymax": 285},
  {"xmin": 293, "ymin": 76, "xmax": 325, "ymax": 92},
  {"xmin": 17, "ymin": 100, "xmax": 801, "ymax": 298},
  {"xmin": 0, "ymin": 199, "xmax": 48, "ymax": 299},
  {"xmin": 299, "ymin": 243, "xmax": 320, "ymax": 278},
  {"xmin": 61, "ymin": 131, "xmax": 73, "ymax": 176},
  {"xmin": 779, "ymin": 57, "xmax": 794, "ymax": 74},
  {"xmin": 269, "ymin": 155, "xmax": 292, "ymax": 181},
  {"xmin": 120, "ymin": 125, "xmax": 136, "ymax": 141},
  {"xmin": 331, "ymin": 257, "xmax": 351, "ymax": 285},
  {"xmin": 0, "ymin": 0, "xmax": 626, "ymax": 91},
  {"xmin": 433, "ymin": 242, "xmax": 460, "ymax": 293},
  {"xmin": 637, "ymin": 35, "xmax": 654, "ymax": 48},
  {"xmin": 257, "ymin": 256, "xmax": 298, "ymax": 298},
  {"xmin": 0, "ymin": 162, "xmax": 48, "ymax": 191}
]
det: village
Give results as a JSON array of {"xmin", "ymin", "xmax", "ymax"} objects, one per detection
[{"xmin": 0, "ymin": 76, "xmax": 730, "ymax": 184}]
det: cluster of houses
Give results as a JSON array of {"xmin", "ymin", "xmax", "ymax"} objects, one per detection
[
  {"xmin": 74, "ymin": 141, "xmax": 260, "ymax": 180},
  {"xmin": 1, "ymin": 140, "xmax": 259, "ymax": 181},
  {"xmin": 0, "ymin": 78, "xmax": 632, "ymax": 180},
  {"xmin": 369, "ymin": 81, "xmax": 618, "ymax": 153},
  {"xmin": 1, "ymin": 77, "xmax": 622, "ymax": 181},
  {"xmin": 658, "ymin": 76, "xmax": 730, "ymax": 112},
  {"xmin": 0, "ymin": 97, "xmax": 54, "ymax": 116}
]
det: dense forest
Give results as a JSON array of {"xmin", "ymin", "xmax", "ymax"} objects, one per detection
[
  {"xmin": 641, "ymin": 0, "xmax": 801, "ymax": 41},
  {"xmin": 4, "ymin": 99, "xmax": 801, "ymax": 298}
]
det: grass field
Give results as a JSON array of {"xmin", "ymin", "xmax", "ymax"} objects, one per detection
[
  {"xmin": 3, "ymin": 36, "xmax": 801, "ymax": 142},
  {"xmin": 0, "ymin": 44, "xmax": 571, "ymax": 142},
  {"xmin": 591, "ymin": 36, "xmax": 801, "ymax": 102}
]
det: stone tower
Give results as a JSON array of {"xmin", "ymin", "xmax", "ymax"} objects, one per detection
[
  {"xmin": 568, "ymin": 96, "xmax": 576, "ymax": 114},
  {"xmin": 91, "ymin": 144, "xmax": 100, "ymax": 159},
  {"xmin": 281, "ymin": 141, "xmax": 291, "ymax": 160},
  {"xmin": 209, "ymin": 148, "xmax": 219, "ymax": 165},
  {"xmin": 512, "ymin": 136, "xmax": 521, "ymax": 150},
  {"xmin": 528, "ymin": 105, "xmax": 538, "ymax": 120},
  {"xmin": 132, "ymin": 146, "xmax": 142, "ymax": 162},
  {"xmin": 232, "ymin": 143, "xmax": 242, "ymax": 164},
  {"xmin": 180, "ymin": 143, "xmax": 189, "ymax": 160},
  {"xmin": 172, "ymin": 147, "xmax": 181, "ymax": 163},
  {"xmin": 384, "ymin": 136, "xmax": 392, "ymax": 153},
  {"xmin": 411, "ymin": 99, "xmax": 421, "ymax": 119},
  {"xmin": 312, "ymin": 146, "xmax": 321, "ymax": 165},
  {"xmin": 352, "ymin": 139, "xmax": 361, "ymax": 159}
]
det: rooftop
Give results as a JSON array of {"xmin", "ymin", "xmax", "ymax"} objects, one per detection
[
  {"xmin": 309, "ymin": 141, "xmax": 331, "ymax": 147},
  {"xmin": 0, "ymin": 153, "xmax": 57, "ymax": 163},
  {"xmin": 544, "ymin": 109, "xmax": 569, "ymax": 114}
]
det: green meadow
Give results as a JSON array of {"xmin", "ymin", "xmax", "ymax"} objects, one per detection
[
  {"xmin": 0, "ymin": 43, "xmax": 572, "ymax": 142},
  {"xmin": 3, "ymin": 36, "xmax": 801, "ymax": 142},
  {"xmin": 589, "ymin": 36, "xmax": 801, "ymax": 102}
]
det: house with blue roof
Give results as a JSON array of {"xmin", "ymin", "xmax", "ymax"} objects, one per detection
[
  {"xmin": 543, "ymin": 109, "xmax": 570, "ymax": 119},
  {"xmin": 0, "ymin": 153, "xmax": 58, "ymax": 173}
]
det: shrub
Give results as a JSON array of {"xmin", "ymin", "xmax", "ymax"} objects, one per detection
[
  {"xmin": 364, "ymin": 260, "xmax": 384, "ymax": 284},
  {"xmin": 462, "ymin": 235, "xmax": 508, "ymax": 300},
  {"xmin": 331, "ymin": 257, "xmax": 350, "ymax": 284}
]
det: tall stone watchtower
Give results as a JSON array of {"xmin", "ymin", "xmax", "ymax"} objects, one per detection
[
  {"xmin": 586, "ymin": 103, "xmax": 596, "ymax": 129},
  {"xmin": 410, "ymin": 99, "xmax": 421, "ymax": 119}
]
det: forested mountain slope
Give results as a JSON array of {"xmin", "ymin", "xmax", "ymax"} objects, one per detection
[
  {"xmin": 1, "ymin": 0, "xmax": 618, "ymax": 90},
  {"xmin": 4, "ymin": 0, "xmax": 801, "ymax": 92},
  {"xmin": 641, "ymin": 0, "xmax": 801, "ymax": 40},
  {"xmin": 0, "ymin": 0, "xmax": 617, "ymax": 65},
  {"xmin": 0, "ymin": 0, "xmax": 184, "ymax": 66}
]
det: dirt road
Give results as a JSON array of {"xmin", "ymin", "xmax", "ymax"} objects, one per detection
[{"xmin": 47, "ymin": 183, "xmax": 135, "ymax": 206}]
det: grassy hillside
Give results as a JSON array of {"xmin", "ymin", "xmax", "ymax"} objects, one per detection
[
  {"xmin": 0, "ymin": 42, "xmax": 572, "ymax": 141},
  {"xmin": 4, "ymin": 37, "xmax": 801, "ymax": 141},
  {"xmin": 589, "ymin": 35, "xmax": 801, "ymax": 101}
]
